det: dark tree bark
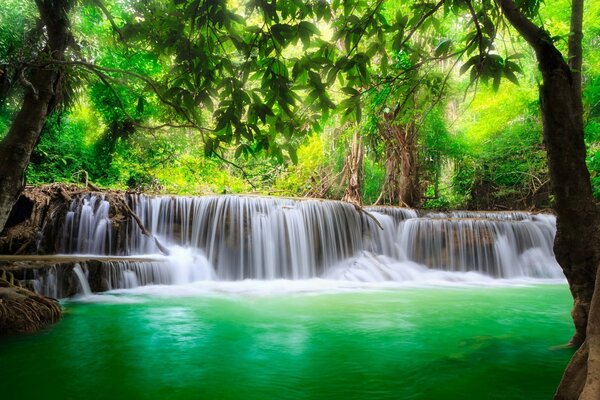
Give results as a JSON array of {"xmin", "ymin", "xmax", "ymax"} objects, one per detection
[
  {"xmin": 342, "ymin": 130, "xmax": 364, "ymax": 205},
  {"xmin": 0, "ymin": 0, "xmax": 72, "ymax": 233},
  {"xmin": 496, "ymin": 0, "xmax": 600, "ymax": 398}
]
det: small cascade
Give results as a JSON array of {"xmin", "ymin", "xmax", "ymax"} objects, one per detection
[
  {"xmin": 73, "ymin": 263, "xmax": 92, "ymax": 296},
  {"xmin": 26, "ymin": 258, "xmax": 215, "ymax": 298},
  {"xmin": 394, "ymin": 217, "xmax": 560, "ymax": 278},
  {"xmin": 62, "ymin": 196, "xmax": 113, "ymax": 254},
  {"xmin": 30, "ymin": 265, "xmax": 60, "ymax": 299},
  {"xmin": 53, "ymin": 194, "xmax": 563, "ymax": 284}
]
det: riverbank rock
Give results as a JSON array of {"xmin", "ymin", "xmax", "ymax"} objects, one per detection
[{"xmin": 0, "ymin": 278, "xmax": 62, "ymax": 336}]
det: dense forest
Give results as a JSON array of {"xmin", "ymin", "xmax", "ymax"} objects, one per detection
[
  {"xmin": 1, "ymin": 0, "xmax": 600, "ymax": 399},
  {"xmin": 0, "ymin": 0, "xmax": 597, "ymax": 209}
]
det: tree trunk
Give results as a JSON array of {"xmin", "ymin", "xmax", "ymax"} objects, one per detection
[
  {"xmin": 377, "ymin": 121, "xmax": 420, "ymax": 207},
  {"xmin": 538, "ymin": 44, "xmax": 600, "ymax": 349},
  {"xmin": 398, "ymin": 122, "xmax": 420, "ymax": 208},
  {"xmin": 376, "ymin": 145, "xmax": 402, "ymax": 205},
  {"xmin": 0, "ymin": 0, "xmax": 71, "ymax": 233},
  {"xmin": 497, "ymin": 0, "xmax": 600, "ymax": 398},
  {"xmin": 342, "ymin": 130, "xmax": 364, "ymax": 205}
]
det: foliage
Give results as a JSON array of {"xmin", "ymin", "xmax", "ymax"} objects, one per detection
[
  {"xmin": 1, "ymin": 0, "xmax": 599, "ymax": 210},
  {"xmin": 27, "ymin": 108, "xmax": 102, "ymax": 185},
  {"xmin": 273, "ymin": 134, "xmax": 326, "ymax": 196}
]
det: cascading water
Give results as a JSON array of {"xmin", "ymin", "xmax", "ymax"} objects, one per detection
[
  {"xmin": 72, "ymin": 263, "xmax": 92, "ymax": 296},
  {"xmin": 62, "ymin": 196, "xmax": 113, "ymax": 254},
  {"xmin": 47, "ymin": 193, "xmax": 564, "ymax": 295}
]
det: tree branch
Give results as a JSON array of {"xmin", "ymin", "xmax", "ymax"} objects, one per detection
[
  {"xmin": 91, "ymin": 0, "xmax": 125, "ymax": 42},
  {"xmin": 495, "ymin": 0, "xmax": 554, "ymax": 54}
]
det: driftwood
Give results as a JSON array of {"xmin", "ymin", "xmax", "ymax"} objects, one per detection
[
  {"xmin": 343, "ymin": 200, "xmax": 384, "ymax": 230},
  {"xmin": 114, "ymin": 197, "xmax": 171, "ymax": 256}
]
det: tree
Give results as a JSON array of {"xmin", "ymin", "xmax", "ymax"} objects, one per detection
[
  {"xmin": 341, "ymin": 128, "xmax": 364, "ymax": 204},
  {"xmin": 0, "ymin": 0, "xmax": 73, "ymax": 231},
  {"xmin": 379, "ymin": 116, "xmax": 420, "ymax": 206},
  {"xmin": 496, "ymin": 0, "xmax": 600, "ymax": 397}
]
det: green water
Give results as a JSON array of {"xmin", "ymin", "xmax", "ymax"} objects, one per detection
[{"xmin": 0, "ymin": 284, "xmax": 575, "ymax": 400}]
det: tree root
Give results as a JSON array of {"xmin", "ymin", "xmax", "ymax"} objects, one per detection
[{"xmin": 0, "ymin": 270, "xmax": 62, "ymax": 336}]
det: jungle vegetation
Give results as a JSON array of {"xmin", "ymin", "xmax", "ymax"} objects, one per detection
[
  {"xmin": 2, "ymin": 0, "xmax": 597, "ymax": 209},
  {"xmin": 1, "ymin": 0, "xmax": 600, "ymax": 398}
]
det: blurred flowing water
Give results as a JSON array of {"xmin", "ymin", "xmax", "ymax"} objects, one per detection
[{"xmin": 48, "ymin": 195, "xmax": 564, "ymax": 292}]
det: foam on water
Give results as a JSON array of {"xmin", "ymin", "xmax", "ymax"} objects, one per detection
[{"xmin": 100, "ymin": 256, "xmax": 564, "ymax": 300}]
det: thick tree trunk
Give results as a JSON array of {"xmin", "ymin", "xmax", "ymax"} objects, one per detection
[
  {"xmin": 376, "ymin": 145, "xmax": 402, "ymax": 205},
  {"xmin": 0, "ymin": 0, "xmax": 71, "ymax": 233},
  {"xmin": 497, "ymin": 0, "xmax": 600, "ymax": 398},
  {"xmin": 538, "ymin": 45, "xmax": 600, "ymax": 348},
  {"xmin": 342, "ymin": 130, "xmax": 364, "ymax": 205},
  {"xmin": 398, "ymin": 123, "xmax": 420, "ymax": 208},
  {"xmin": 499, "ymin": 0, "xmax": 600, "ymax": 346},
  {"xmin": 376, "ymin": 121, "xmax": 420, "ymax": 207}
]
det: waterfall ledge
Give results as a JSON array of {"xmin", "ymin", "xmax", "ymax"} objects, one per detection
[{"xmin": 0, "ymin": 186, "xmax": 565, "ymax": 298}]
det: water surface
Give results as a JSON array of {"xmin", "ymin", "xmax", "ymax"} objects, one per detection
[{"xmin": 0, "ymin": 283, "xmax": 574, "ymax": 400}]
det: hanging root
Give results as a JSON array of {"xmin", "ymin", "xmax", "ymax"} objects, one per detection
[
  {"xmin": 0, "ymin": 269, "xmax": 21, "ymax": 287},
  {"xmin": 0, "ymin": 269, "xmax": 62, "ymax": 336}
]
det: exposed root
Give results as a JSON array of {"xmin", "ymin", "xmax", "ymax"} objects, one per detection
[
  {"xmin": 14, "ymin": 239, "xmax": 33, "ymax": 255},
  {"xmin": 0, "ymin": 272, "xmax": 62, "ymax": 336}
]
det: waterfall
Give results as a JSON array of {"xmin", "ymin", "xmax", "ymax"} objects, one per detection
[
  {"xmin": 62, "ymin": 196, "xmax": 113, "ymax": 254},
  {"xmin": 26, "ymin": 258, "xmax": 215, "ymax": 298},
  {"xmin": 72, "ymin": 263, "xmax": 92, "ymax": 296},
  {"xmin": 53, "ymin": 194, "xmax": 563, "ymax": 287}
]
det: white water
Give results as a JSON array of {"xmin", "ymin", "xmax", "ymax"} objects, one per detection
[
  {"xmin": 101, "ymin": 276, "xmax": 565, "ymax": 300},
  {"xmin": 40, "ymin": 194, "xmax": 566, "ymax": 296},
  {"xmin": 73, "ymin": 263, "xmax": 92, "ymax": 296}
]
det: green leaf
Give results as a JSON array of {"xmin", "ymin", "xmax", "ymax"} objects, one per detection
[
  {"xmin": 204, "ymin": 138, "xmax": 214, "ymax": 156},
  {"xmin": 341, "ymin": 86, "xmax": 360, "ymax": 96},
  {"xmin": 299, "ymin": 21, "xmax": 320, "ymax": 35},
  {"xmin": 492, "ymin": 74, "xmax": 501, "ymax": 92},
  {"xmin": 136, "ymin": 96, "xmax": 144, "ymax": 115},
  {"xmin": 460, "ymin": 55, "xmax": 479, "ymax": 75},
  {"xmin": 287, "ymin": 145, "xmax": 298, "ymax": 164},
  {"xmin": 504, "ymin": 69, "xmax": 519, "ymax": 85},
  {"xmin": 434, "ymin": 39, "xmax": 452, "ymax": 57}
]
